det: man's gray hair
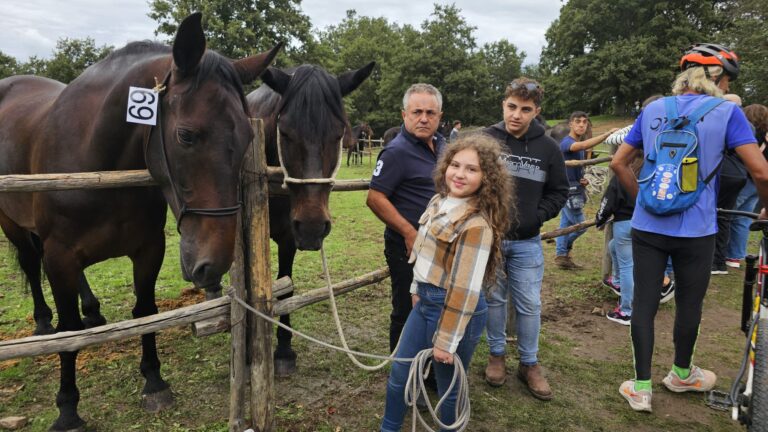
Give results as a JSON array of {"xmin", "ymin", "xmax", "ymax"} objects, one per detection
[{"xmin": 402, "ymin": 83, "xmax": 443, "ymax": 111}]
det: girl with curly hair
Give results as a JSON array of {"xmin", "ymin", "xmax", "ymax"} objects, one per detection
[{"xmin": 380, "ymin": 134, "xmax": 514, "ymax": 431}]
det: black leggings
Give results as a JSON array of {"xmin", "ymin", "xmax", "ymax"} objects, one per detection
[{"xmin": 630, "ymin": 229, "xmax": 716, "ymax": 380}]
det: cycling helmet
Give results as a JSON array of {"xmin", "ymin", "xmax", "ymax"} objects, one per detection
[{"xmin": 680, "ymin": 43, "xmax": 739, "ymax": 81}]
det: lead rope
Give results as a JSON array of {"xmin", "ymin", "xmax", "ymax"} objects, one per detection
[
  {"xmin": 274, "ymin": 121, "xmax": 345, "ymax": 188},
  {"xmin": 320, "ymin": 246, "xmax": 471, "ymax": 431}
]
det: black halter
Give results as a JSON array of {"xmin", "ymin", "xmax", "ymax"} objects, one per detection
[{"xmin": 148, "ymin": 71, "xmax": 242, "ymax": 232}]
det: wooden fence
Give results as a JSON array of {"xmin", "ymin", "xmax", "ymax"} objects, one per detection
[{"xmin": 0, "ymin": 123, "xmax": 613, "ymax": 431}]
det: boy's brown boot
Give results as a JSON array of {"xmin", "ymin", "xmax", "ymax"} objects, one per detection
[
  {"xmin": 517, "ymin": 362, "xmax": 553, "ymax": 401},
  {"xmin": 485, "ymin": 354, "xmax": 507, "ymax": 387}
]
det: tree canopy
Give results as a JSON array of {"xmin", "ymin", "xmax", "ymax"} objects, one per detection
[{"xmin": 2, "ymin": 2, "xmax": 765, "ymax": 130}]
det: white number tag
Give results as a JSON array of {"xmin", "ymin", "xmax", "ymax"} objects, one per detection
[{"xmin": 126, "ymin": 87, "xmax": 159, "ymax": 125}]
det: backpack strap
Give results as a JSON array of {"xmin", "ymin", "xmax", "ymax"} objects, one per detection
[{"xmin": 693, "ymin": 97, "xmax": 727, "ymax": 184}]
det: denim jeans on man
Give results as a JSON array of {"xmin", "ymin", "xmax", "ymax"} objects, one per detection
[
  {"xmin": 609, "ymin": 221, "xmax": 634, "ymax": 316},
  {"xmin": 726, "ymin": 178, "xmax": 759, "ymax": 260},
  {"xmin": 555, "ymin": 206, "xmax": 586, "ymax": 256},
  {"xmin": 486, "ymin": 237, "xmax": 544, "ymax": 365},
  {"xmin": 381, "ymin": 283, "xmax": 487, "ymax": 432}
]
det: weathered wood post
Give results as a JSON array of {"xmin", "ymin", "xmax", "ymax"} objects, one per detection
[
  {"xmin": 247, "ymin": 119, "xmax": 275, "ymax": 431},
  {"xmin": 228, "ymin": 119, "xmax": 274, "ymax": 431}
]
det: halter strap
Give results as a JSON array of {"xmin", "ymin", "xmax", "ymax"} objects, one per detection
[
  {"xmin": 149, "ymin": 70, "xmax": 241, "ymax": 233},
  {"xmin": 274, "ymin": 114, "xmax": 344, "ymax": 189}
]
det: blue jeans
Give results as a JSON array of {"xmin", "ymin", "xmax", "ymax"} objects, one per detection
[
  {"xmin": 726, "ymin": 178, "xmax": 759, "ymax": 260},
  {"xmin": 609, "ymin": 221, "xmax": 634, "ymax": 316},
  {"xmin": 555, "ymin": 206, "xmax": 586, "ymax": 256},
  {"xmin": 486, "ymin": 237, "xmax": 544, "ymax": 365},
  {"xmin": 381, "ymin": 283, "xmax": 487, "ymax": 432}
]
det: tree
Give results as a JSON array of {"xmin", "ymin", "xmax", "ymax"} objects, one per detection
[
  {"xmin": 43, "ymin": 38, "xmax": 113, "ymax": 83},
  {"xmin": 720, "ymin": 0, "xmax": 768, "ymax": 104},
  {"xmin": 539, "ymin": 0, "xmax": 729, "ymax": 117},
  {"xmin": 0, "ymin": 51, "xmax": 18, "ymax": 79},
  {"xmin": 148, "ymin": 0, "xmax": 312, "ymax": 60}
]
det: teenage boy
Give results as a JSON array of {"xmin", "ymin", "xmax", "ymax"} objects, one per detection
[
  {"xmin": 555, "ymin": 113, "xmax": 618, "ymax": 269},
  {"xmin": 481, "ymin": 77, "xmax": 569, "ymax": 400}
]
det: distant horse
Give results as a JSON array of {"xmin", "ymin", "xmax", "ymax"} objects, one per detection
[
  {"xmin": 0, "ymin": 13, "xmax": 280, "ymax": 431},
  {"xmin": 345, "ymin": 123, "xmax": 373, "ymax": 166},
  {"xmin": 247, "ymin": 62, "xmax": 375, "ymax": 376},
  {"xmin": 382, "ymin": 126, "xmax": 400, "ymax": 147}
]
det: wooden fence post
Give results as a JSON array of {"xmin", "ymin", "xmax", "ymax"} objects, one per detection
[{"xmin": 246, "ymin": 119, "xmax": 275, "ymax": 432}]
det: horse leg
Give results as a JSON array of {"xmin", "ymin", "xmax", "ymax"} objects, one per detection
[
  {"xmin": 78, "ymin": 272, "xmax": 107, "ymax": 328},
  {"xmin": 274, "ymin": 239, "xmax": 298, "ymax": 377},
  {"xmin": 0, "ymin": 217, "xmax": 54, "ymax": 335},
  {"xmin": 346, "ymin": 147, "xmax": 352, "ymax": 167},
  {"xmin": 131, "ymin": 234, "xmax": 174, "ymax": 412},
  {"xmin": 43, "ymin": 243, "xmax": 87, "ymax": 432}
]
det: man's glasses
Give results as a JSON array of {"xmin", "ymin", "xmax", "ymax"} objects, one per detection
[{"xmin": 508, "ymin": 82, "xmax": 540, "ymax": 91}]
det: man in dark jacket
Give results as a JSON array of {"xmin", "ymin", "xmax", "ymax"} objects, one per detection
[{"xmin": 482, "ymin": 77, "xmax": 569, "ymax": 400}]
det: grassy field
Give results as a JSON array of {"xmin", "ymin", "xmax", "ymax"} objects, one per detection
[{"xmin": 0, "ymin": 118, "xmax": 749, "ymax": 431}]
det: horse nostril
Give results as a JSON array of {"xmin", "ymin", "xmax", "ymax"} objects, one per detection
[
  {"xmin": 191, "ymin": 261, "xmax": 212, "ymax": 283},
  {"xmin": 322, "ymin": 221, "xmax": 331, "ymax": 238}
]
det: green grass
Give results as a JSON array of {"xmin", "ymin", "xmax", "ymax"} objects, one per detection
[{"xmin": 0, "ymin": 133, "xmax": 754, "ymax": 431}]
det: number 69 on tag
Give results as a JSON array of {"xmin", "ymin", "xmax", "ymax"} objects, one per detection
[{"xmin": 126, "ymin": 86, "xmax": 159, "ymax": 126}]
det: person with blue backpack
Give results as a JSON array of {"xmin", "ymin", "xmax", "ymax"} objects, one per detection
[{"xmin": 610, "ymin": 43, "xmax": 768, "ymax": 412}]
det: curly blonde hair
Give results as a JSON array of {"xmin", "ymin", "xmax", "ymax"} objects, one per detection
[
  {"xmin": 672, "ymin": 66, "xmax": 724, "ymax": 97},
  {"xmin": 432, "ymin": 134, "xmax": 515, "ymax": 284}
]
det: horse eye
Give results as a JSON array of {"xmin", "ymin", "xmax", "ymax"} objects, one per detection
[{"xmin": 177, "ymin": 129, "xmax": 195, "ymax": 145}]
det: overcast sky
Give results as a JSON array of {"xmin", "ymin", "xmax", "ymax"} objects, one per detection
[{"xmin": 1, "ymin": 0, "xmax": 564, "ymax": 65}]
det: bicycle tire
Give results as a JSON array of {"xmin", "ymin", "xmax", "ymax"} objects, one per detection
[{"xmin": 749, "ymin": 318, "xmax": 768, "ymax": 431}]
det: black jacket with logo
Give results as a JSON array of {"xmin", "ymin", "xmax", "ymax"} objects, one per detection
[{"xmin": 483, "ymin": 121, "xmax": 569, "ymax": 240}]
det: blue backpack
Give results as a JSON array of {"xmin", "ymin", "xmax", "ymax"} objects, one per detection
[{"xmin": 637, "ymin": 96, "xmax": 725, "ymax": 215}]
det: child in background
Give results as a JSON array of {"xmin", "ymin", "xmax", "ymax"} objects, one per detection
[{"xmin": 380, "ymin": 135, "xmax": 513, "ymax": 432}]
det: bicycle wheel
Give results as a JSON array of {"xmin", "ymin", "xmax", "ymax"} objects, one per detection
[{"xmin": 750, "ymin": 318, "xmax": 768, "ymax": 431}]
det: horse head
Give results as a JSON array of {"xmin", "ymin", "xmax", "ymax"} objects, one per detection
[
  {"xmin": 258, "ymin": 61, "xmax": 375, "ymax": 250},
  {"xmin": 144, "ymin": 13, "xmax": 281, "ymax": 294}
]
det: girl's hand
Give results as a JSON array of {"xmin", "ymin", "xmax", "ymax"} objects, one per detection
[
  {"xmin": 433, "ymin": 347, "xmax": 453, "ymax": 365},
  {"xmin": 411, "ymin": 294, "xmax": 419, "ymax": 307}
]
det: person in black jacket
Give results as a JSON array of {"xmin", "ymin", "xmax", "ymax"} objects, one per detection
[{"xmin": 481, "ymin": 77, "xmax": 569, "ymax": 401}]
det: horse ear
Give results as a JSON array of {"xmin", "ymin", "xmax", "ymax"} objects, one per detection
[
  {"xmin": 173, "ymin": 12, "xmax": 206, "ymax": 74},
  {"xmin": 233, "ymin": 42, "xmax": 283, "ymax": 85},
  {"xmin": 261, "ymin": 67, "xmax": 291, "ymax": 95},
  {"xmin": 337, "ymin": 62, "xmax": 376, "ymax": 97}
]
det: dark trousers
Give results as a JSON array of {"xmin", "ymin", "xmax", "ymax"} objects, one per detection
[
  {"xmin": 714, "ymin": 175, "xmax": 747, "ymax": 265},
  {"xmin": 384, "ymin": 234, "xmax": 414, "ymax": 352},
  {"xmin": 630, "ymin": 229, "xmax": 716, "ymax": 380}
]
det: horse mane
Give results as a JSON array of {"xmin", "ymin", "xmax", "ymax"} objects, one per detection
[
  {"xmin": 100, "ymin": 41, "xmax": 247, "ymax": 109},
  {"xmin": 278, "ymin": 65, "xmax": 347, "ymax": 138}
]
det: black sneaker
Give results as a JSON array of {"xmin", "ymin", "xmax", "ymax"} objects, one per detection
[
  {"xmin": 602, "ymin": 276, "xmax": 621, "ymax": 297},
  {"xmin": 711, "ymin": 264, "xmax": 728, "ymax": 275},
  {"xmin": 606, "ymin": 308, "xmax": 631, "ymax": 326},
  {"xmin": 660, "ymin": 279, "xmax": 675, "ymax": 304}
]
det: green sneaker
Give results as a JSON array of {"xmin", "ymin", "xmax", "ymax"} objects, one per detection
[
  {"xmin": 662, "ymin": 365, "xmax": 717, "ymax": 393},
  {"xmin": 619, "ymin": 380, "xmax": 652, "ymax": 412}
]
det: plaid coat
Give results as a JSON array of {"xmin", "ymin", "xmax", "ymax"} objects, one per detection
[{"xmin": 409, "ymin": 194, "xmax": 493, "ymax": 353}]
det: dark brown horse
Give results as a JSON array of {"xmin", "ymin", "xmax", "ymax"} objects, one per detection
[
  {"xmin": 0, "ymin": 13, "xmax": 280, "ymax": 431},
  {"xmin": 246, "ymin": 62, "xmax": 375, "ymax": 376},
  {"xmin": 345, "ymin": 122, "xmax": 374, "ymax": 166},
  {"xmin": 382, "ymin": 126, "xmax": 400, "ymax": 147}
]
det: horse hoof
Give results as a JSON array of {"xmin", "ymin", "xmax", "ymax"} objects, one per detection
[
  {"xmin": 82, "ymin": 314, "xmax": 107, "ymax": 329},
  {"xmin": 141, "ymin": 388, "xmax": 174, "ymax": 413},
  {"xmin": 274, "ymin": 357, "xmax": 297, "ymax": 378},
  {"xmin": 34, "ymin": 323, "xmax": 56, "ymax": 336},
  {"xmin": 48, "ymin": 416, "xmax": 86, "ymax": 432}
]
